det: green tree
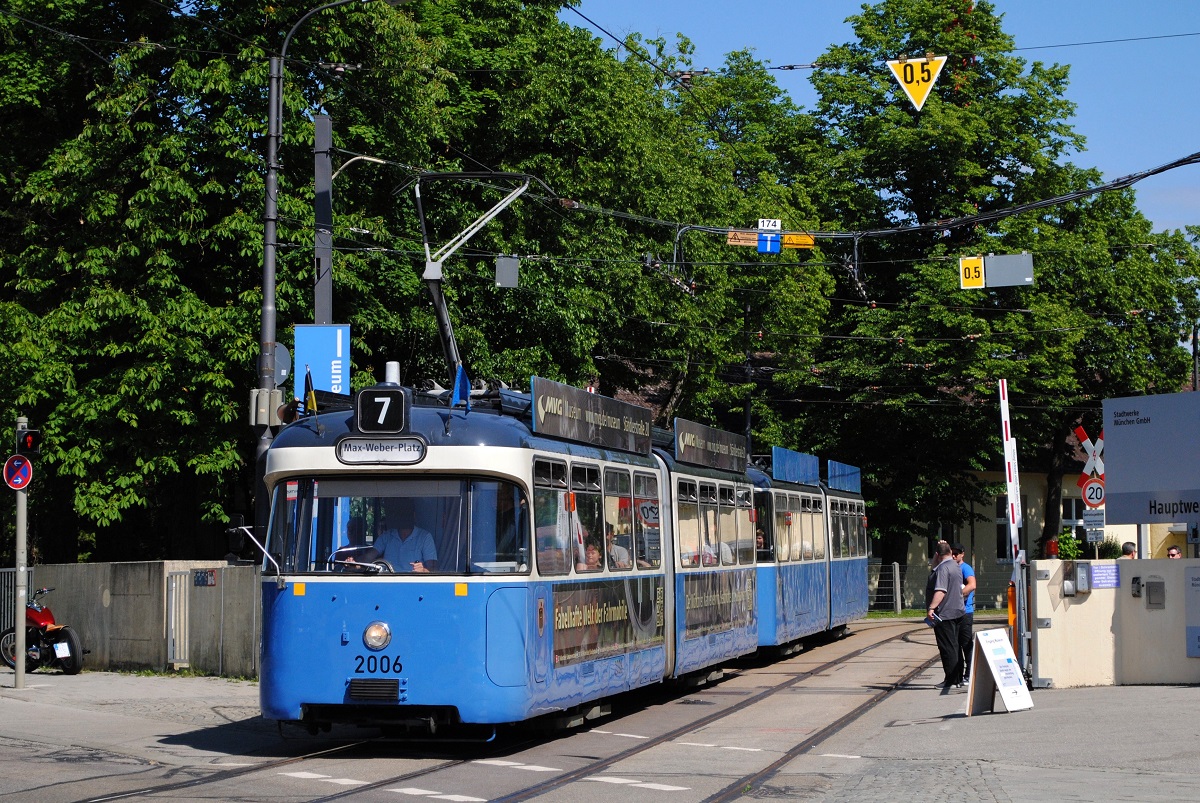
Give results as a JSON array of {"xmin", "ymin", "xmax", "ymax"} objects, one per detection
[{"xmin": 791, "ymin": 0, "xmax": 1198, "ymax": 560}]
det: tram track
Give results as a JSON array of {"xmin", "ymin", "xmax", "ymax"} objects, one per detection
[
  {"xmin": 75, "ymin": 740, "xmax": 375, "ymax": 802},
  {"xmin": 490, "ymin": 620, "xmax": 929, "ymax": 803},
  {"xmin": 63, "ymin": 620, "xmax": 930, "ymax": 802},
  {"xmin": 289, "ymin": 622, "xmax": 930, "ymax": 801},
  {"xmin": 702, "ymin": 651, "xmax": 939, "ymax": 802}
]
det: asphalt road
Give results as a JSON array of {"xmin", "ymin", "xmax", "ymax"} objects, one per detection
[{"xmin": 1, "ymin": 619, "xmax": 1193, "ymax": 801}]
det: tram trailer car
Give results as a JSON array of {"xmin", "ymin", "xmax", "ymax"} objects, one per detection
[
  {"xmin": 258, "ymin": 374, "xmax": 863, "ymax": 733},
  {"xmin": 749, "ymin": 448, "xmax": 869, "ymax": 652}
]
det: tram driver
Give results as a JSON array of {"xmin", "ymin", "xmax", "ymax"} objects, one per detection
[{"xmin": 350, "ymin": 498, "xmax": 437, "ymax": 572}]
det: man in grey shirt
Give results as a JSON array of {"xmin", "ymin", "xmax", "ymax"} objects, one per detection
[{"xmin": 925, "ymin": 540, "xmax": 965, "ymax": 690}]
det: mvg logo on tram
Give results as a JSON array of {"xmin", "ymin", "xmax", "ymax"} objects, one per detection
[{"xmin": 537, "ymin": 394, "xmax": 564, "ymax": 424}]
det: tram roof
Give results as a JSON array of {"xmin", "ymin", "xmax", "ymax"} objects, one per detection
[{"xmin": 269, "ymin": 387, "xmax": 654, "ymax": 465}]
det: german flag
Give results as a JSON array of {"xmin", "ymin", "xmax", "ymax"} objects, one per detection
[{"xmin": 304, "ymin": 366, "xmax": 318, "ymax": 416}]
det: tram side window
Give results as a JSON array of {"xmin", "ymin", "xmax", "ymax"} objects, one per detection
[
  {"xmin": 718, "ymin": 485, "xmax": 738, "ymax": 566},
  {"xmin": 735, "ymin": 487, "xmax": 754, "ymax": 564},
  {"xmin": 604, "ymin": 469, "xmax": 633, "ymax": 571},
  {"xmin": 534, "ymin": 459, "xmax": 572, "ymax": 576},
  {"xmin": 856, "ymin": 506, "xmax": 867, "ymax": 556},
  {"xmin": 799, "ymin": 497, "xmax": 813, "ymax": 561},
  {"xmin": 849, "ymin": 506, "xmax": 859, "ymax": 556},
  {"xmin": 837, "ymin": 504, "xmax": 850, "ymax": 557},
  {"xmin": 773, "ymin": 491, "xmax": 790, "ymax": 562},
  {"xmin": 634, "ymin": 472, "xmax": 662, "ymax": 569},
  {"xmin": 786, "ymin": 495, "xmax": 803, "ymax": 563},
  {"xmin": 678, "ymin": 480, "xmax": 700, "ymax": 567},
  {"xmin": 754, "ymin": 494, "xmax": 774, "ymax": 562},
  {"xmin": 573, "ymin": 464, "xmax": 603, "ymax": 573},
  {"xmin": 812, "ymin": 499, "xmax": 826, "ymax": 560},
  {"xmin": 270, "ymin": 480, "xmax": 308, "ymax": 572},
  {"xmin": 839, "ymin": 509, "xmax": 849, "ymax": 557},
  {"xmin": 469, "ymin": 480, "xmax": 530, "ymax": 573},
  {"xmin": 835, "ymin": 504, "xmax": 844, "ymax": 554},
  {"xmin": 699, "ymin": 483, "xmax": 726, "ymax": 566}
]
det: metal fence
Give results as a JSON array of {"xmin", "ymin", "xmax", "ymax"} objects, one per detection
[
  {"xmin": 869, "ymin": 560, "xmax": 1007, "ymax": 612},
  {"xmin": 0, "ymin": 567, "xmax": 36, "ymax": 632},
  {"xmin": 868, "ymin": 561, "xmax": 907, "ymax": 612}
]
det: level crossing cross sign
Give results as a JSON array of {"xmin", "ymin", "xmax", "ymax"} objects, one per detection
[
  {"xmin": 4, "ymin": 454, "xmax": 33, "ymax": 490},
  {"xmin": 1074, "ymin": 426, "xmax": 1104, "ymax": 488}
]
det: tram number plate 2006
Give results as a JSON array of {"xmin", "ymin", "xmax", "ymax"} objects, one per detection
[{"xmin": 353, "ymin": 655, "xmax": 403, "ymax": 674}]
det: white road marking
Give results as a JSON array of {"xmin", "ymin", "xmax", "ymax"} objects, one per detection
[
  {"xmin": 676, "ymin": 742, "xmax": 715, "ymax": 747},
  {"xmin": 389, "ymin": 788, "xmax": 440, "ymax": 796},
  {"xmin": 430, "ymin": 796, "xmax": 487, "ymax": 802},
  {"xmin": 722, "ymin": 746, "xmax": 763, "ymax": 752},
  {"xmin": 584, "ymin": 778, "xmax": 690, "ymax": 791},
  {"xmin": 472, "ymin": 758, "xmax": 562, "ymax": 772},
  {"xmin": 817, "ymin": 753, "xmax": 863, "ymax": 759},
  {"xmin": 278, "ymin": 771, "xmax": 366, "ymax": 787},
  {"xmin": 611, "ymin": 732, "xmax": 649, "ymax": 739}
]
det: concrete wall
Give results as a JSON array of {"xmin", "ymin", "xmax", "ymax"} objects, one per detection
[
  {"xmin": 30, "ymin": 561, "xmax": 259, "ymax": 677},
  {"xmin": 1030, "ymin": 557, "xmax": 1200, "ymax": 687},
  {"xmin": 185, "ymin": 565, "xmax": 259, "ymax": 678}
]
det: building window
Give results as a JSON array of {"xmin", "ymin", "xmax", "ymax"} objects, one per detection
[
  {"xmin": 1062, "ymin": 498, "xmax": 1086, "ymax": 542},
  {"xmin": 927, "ymin": 521, "xmax": 955, "ymax": 558}
]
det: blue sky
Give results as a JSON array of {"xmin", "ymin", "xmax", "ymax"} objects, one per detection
[{"xmin": 567, "ymin": 1, "xmax": 1200, "ymax": 233}]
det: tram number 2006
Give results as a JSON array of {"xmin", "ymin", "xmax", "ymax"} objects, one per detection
[{"xmin": 353, "ymin": 654, "xmax": 403, "ymax": 674}]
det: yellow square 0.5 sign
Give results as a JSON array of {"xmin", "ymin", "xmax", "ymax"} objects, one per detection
[{"xmin": 959, "ymin": 256, "xmax": 984, "ymax": 289}]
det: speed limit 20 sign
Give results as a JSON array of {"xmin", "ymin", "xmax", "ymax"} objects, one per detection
[{"xmin": 1082, "ymin": 476, "xmax": 1105, "ymax": 508}]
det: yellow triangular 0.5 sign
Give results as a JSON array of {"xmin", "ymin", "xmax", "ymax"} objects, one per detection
[{"xmin": 886, "ymin": 55, "xmax": 948, "ymax": 111}]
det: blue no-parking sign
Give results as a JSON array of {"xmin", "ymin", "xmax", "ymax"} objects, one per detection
[{"xmin": 4, "ymin": 454, "xmax": 33, "ymax": 490}]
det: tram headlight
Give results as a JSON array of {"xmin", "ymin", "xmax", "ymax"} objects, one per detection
[{"xmin": 362, "ymin": 621, "xmax": 392, "ymax": 651}]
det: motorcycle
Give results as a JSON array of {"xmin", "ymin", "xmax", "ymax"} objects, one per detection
[{"xmin": 0, "ymin": 587, "xmax": 85, "ymax": 675}]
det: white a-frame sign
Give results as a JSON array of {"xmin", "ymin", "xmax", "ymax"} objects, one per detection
[{"xmin": 966, "ymin": 628, "xmax": 1034, "ymax": 715}]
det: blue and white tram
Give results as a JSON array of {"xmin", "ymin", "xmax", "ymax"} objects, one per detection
[
  {"xmin": 654, "ymin": 419, "xmax": 759, "ymax": 677},
  {"xmin": 751, "ymin": 447, "xmax": 869, "ymax": 650},
  {"xmin": 824, "ymin": 459, "xmax": 870, "ymax": 630},
  {"xmin": 258, "ymin": 374, "xmax": 760, "ymax": 732}
]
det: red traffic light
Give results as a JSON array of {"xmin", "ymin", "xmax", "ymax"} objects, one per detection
[{"xmin": 15, "ymin": 429, "xmax": 41, "ymax": 456}]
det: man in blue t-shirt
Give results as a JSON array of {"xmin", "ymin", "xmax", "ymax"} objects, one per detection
[{"xmin": 952, "ymin": 543, "xmax": 977, "ymax": 682}]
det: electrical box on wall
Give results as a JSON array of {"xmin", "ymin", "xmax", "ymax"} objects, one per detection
[
  {"xmin": 1062, "ymin": 560, "xmax": 1088, "ymax": 597},
  {"xmin": 1146, "ymin": 576, "xmax": 1165, "ymax": 609},
  {"xmin": 1075, "ymin": 562, "xmax": 1091, "ymax": 594}
]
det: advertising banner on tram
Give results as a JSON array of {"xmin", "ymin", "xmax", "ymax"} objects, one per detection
[{"xmin": 552, "ymin": 576, "xmax": 665, "ymax": 666}]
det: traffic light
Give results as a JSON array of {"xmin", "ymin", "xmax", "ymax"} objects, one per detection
[{"xmin": 15, "ymin": 429, "xmax": 41, "ymax": 457}]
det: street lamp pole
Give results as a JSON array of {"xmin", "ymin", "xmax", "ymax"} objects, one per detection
[
  {"xmin": 256, "ymin": 0, "xmax": 391, "ymax": 535},
  {"xmin": 260, "ymin": 0, "xmax": 362, "ymax": 401}
]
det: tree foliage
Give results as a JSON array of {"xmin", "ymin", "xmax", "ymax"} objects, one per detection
[
  {"xmin": 0, "ymin": 0, "xmax": 1195, "ymax": 564},
  {"xmin": 790, "ymin": 0, "xmax": 1199, "ymax": 558}
]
